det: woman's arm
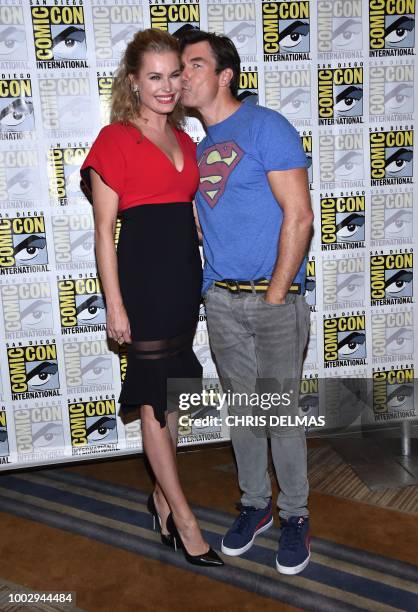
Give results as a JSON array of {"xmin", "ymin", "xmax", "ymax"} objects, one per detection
[{"xmin": 91, "ymin": 169, "xmax": 131, "ymax": 344}]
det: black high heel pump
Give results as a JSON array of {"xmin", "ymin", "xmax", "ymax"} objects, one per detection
[
  {"xmin": 147, "ymin": 493, "xmax": 175, "ymax": 549},
  {"xmin": 166, "ymin": 513, "xmax": 224, "ymax": 566}
]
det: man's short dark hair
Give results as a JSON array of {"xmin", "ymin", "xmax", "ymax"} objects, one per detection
[{"xmin": 177, "ymin": 29, "xmax": 241, "ymax": 98}]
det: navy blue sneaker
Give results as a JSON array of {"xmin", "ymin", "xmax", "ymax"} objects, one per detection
[
  {"xmin": 221, "ymin": 500, "xmax": 273, "ymax": 556},
  {"xmin": 276, "ymin": 516, "xmax": 310, "ymax": 575}
]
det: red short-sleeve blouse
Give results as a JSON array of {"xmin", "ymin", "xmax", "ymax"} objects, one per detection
[{"xmin": 80, "ymin": 122, "xmax": 199, "ymax": 212}]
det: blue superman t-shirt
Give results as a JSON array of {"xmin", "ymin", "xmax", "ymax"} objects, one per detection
[{"xmin": 195, "ymin": 103, "xmax": 309, "ymax": 295}]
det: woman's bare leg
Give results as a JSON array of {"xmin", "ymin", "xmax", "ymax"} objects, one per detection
[
  {"xmin": 141, "ymin": 405, "xmax": 208, "ymax": 555},
  {"xmin": 153, "ymin": 410, "xmax": 178, "ymax": 534}
]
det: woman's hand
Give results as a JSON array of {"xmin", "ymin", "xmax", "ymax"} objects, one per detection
[{"xmin": 107, "ymin": 303, "xmax": 132, "ymax": 345}]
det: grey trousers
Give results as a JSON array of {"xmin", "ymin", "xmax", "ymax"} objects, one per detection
[{"xmin": 204, "ymin": 285, "xmax": 311, "ymax": 519}]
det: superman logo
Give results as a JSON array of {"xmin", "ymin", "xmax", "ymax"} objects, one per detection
[{"xmin": 198, "ymin": 141, "xmax": 244, "ymax": 208}]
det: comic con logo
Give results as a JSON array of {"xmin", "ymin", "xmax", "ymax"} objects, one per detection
[
  {"xmin": 369, "ymin": 63, "xmax": 414, "ymax": 120},
  {"xmin": 304, "ymin": 312, "xmax": 317, "ymax": 368},
  {"xmin": 323, "ymin": 255, "xmax": 365, "ymax": 310},
  {"xmin": 320, "ymin": 194, "xmax": 365, "ymax": 250},
  {"xmin": 262, "ymin": 1, "xmax": 310, "ymax": 60},
  {"xmin": 58, "ymin": 276, "xmax": 106, "ymax": 333},
  {"xmin": 0, "ymin": 409, "xmax": 9, "ymax": 458},
  {"xmin": 372, "ymin": 309, "xmax": 413, "ymax": 362},
  {"xmin": 1, "ymin": 279, "xmax": 53, "ymax": 338},
  {"xmin": 63, "ymin": 338, "xmax": 114, "ymax": 393},
  {"xmin": 372, "ymin": 367, "xmax": 415, "ymax": 419},
  {"xmin": 39, "ymin": 75, "xmax": 91, "ymax": 134},
  {"xmin": 47, "ymin": 146, "xmax": 89, "ymax": 205},
  {"xmin": 92, "ymin": 2, "xmax": 143, "ymax": 64},
  {"xmin": 68, "ymin": 398, "xmax": 117, "ymax": 451},
  {"xmin": 150, "ymin": 1, "xmax": 200, "ymax": 36},
  {"xmin": 0, "ymin": 78, "xmax": 34, "ymax": 136},
  {"xmin": 323, "ymin": 313, "xmax": 367, "ymax": 366},
  {"xmin": 319, "ymin": 131, "xmax": 364, "ymax": 187},
  {"xmin": 305, "ymin": 258, "xmax": 316, "ymax": 308},
  {"xmin": 7, "ymin": 342, "xmax": 61, "ymax": 399},
  {"xmin": 370, "ymin": 128, "xmax": 413, "ymax": 184},
  {"xmin": 0, "ymin": 214, "xmax": 49, "ymax": 273},
  {"xmin": 207, "ymin": 1, "xmax": 256, "ymax": 59},
  {"xmin": 301, "ymin": 133, "xmax": 313, "ymax": 185},
  {"xmin": 30, "ymin": 3, "xmax": 87, "ymax": 67},
  {"xmin": 0, "ymin": 148, "xmax": 39, "ymax": 205},
  {"xmin": 318, "ymin": 65, "xmax": 363, "ymax": 124},
  {"xmin": 371, "ymin": 190, "xmax": 413, "ymax": 245},
  {"xmin": 238, "ymin": 69, "xmax": 258, "ymax": 105},
  {"xmin": 14, "ymin": 405, "xmax": 64, "ymax": 456},
  {"xmin": 0, "ymin": 5, "xmax": 28, "ymax": 62},
  {"xmin": 369, "ymin": 0, "xmax": 415, "ymax": 56},
  {"xmin": 298, "ymin": 376, "xmax": 319, "ymax": 418},
  {"xmin": 52, "ymin": 212, "xmax": 94, "ymax": 269},
  {"xmin": 265, "ymin": 67, "xmax": 311, "ymax": 125},
  {"xmin": 370, "ymin": 251, "xmax": 413, "ymax": 304},
  {"xmin": 317, "ymin": 0, "xmax": 363, "ymax": 57},
  {"xmin": 97, "ymin": 72, "xmax": 114, "ymax": 126}
]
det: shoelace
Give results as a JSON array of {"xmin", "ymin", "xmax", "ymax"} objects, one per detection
[
  {"xmin": 280, "ymin": 518, "xmax": 305, "ymax": 551},
  {"xmin": 233, "ymin": 502, "xmax": 258, "ymax": 533}
]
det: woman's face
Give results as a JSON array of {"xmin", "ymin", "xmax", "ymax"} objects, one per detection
[{"xmin": 131, "ymin": 50, "xmax": 182, "ymax": 117}]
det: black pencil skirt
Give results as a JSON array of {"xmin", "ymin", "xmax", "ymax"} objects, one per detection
[{"xmin": 116, "ymin": 202, "xmax": 203, "ymax": 427}]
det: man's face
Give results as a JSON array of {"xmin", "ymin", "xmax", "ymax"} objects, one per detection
[{"xmin": 181, "ymin": 41, "xmax": 222, "ymax": 109}]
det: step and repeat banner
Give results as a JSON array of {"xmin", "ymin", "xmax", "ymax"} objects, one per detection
[{"xmin": 0, "ymin": 0, "xmax": 416, "ymax": 470}]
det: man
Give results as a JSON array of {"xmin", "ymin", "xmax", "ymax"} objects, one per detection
[{"xmin": 180, "ymin": 30, "xmax": 313, "ymax": 575}]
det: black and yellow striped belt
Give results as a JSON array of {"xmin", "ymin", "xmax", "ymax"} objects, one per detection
[{"xmin": 214, "ymin": 278, "xmax": 301, "ymax": 294}]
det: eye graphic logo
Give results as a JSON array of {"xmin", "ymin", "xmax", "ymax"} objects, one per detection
[
  {"xmin": 150, "ymin": 1, "xmax": 200, "ymax": 35},
  {"xmin": 52, "ymin": 213, "xmax": 95, "ymax": 269},
  {"xmin": 262, "ymin": 1, "xmax": 310, "ymax": 59},
  {"xmin": 238, "ymin": 70, "xmax": 259, "ymax": 106},
  {"xmin": 198, "ymin": 141, "xmax": 244, "ymax": 208},
  {"xmin": 92, "ymin": 3, "xmax": 143, "ymax": 63},
  {"xmin": 369, "ymin": 0, "xmax": 416, "ymax": 55},
  {"xmin": 0, "ymin": 216, "xmax": 49, "ymax": 273},
  {"xmin": 320, "ymin": 195, "xmax": 365, "ymax": 249},
  {"xmin": 370, "ymin": 191, "xmax": 413, "ymax": 245},
  {"xmin": 1, "ymin": 280, "xmax": 53, "ymax": 338},
  {"xmin": 30, "ymin": 4, "xmax": 87, "ymax": 66},
  {"xmin": 0, "ymin": 79, "xmax": 34, "ymax": 134},
  {"xmin": 0, "ymin": 148, "xmax": 39, "ymax": 205},
  {"xmin": 317, "ymin": 0, "xmax": 363, "ymax": 57},
  {"xmin": 14, "ymin": 405, "xmax": 64, "ymax": 456},
  {"xmin": 299, "ymin": 377, "xmax": 319, "ymax": 418},
  {"xmin": 370, "ymin": 252, "xmax": 413, "ymax": 305},
  {"xmin": 373, "ymin": 367, "xmax": 415, "ymax": 420},
  {"xmin": 58, "ymin": 277, "xmax": 106, "ymax": 333},
  {"xmin": 319, "ymin": 131, "xmax": 365, "ymax": 187},
  {"xmin": 0, "ymin": 410, "xmax": 9, "ymax": 457},
  {"xmin": 63, "ymin": 339, "xmax": 114, "ymax": 392},
  {"xmin": 68, "ymin": 399, "xmax": 118, "ymax": 451},
  {"xmin": 369, "ymin": 64, "xmax": 414, "ymax": 120},
  {"xmin": 208, "ymin": 1, "xmax": 256, "ymax": 58},
  {"xmin": 7, "ymin": 343, "xmax": 60, "ymax": 399},
  {"xmin": 323, "ymin": 314, "xmax": 367, "ymax": 366},
  {"xmin": 0, "ymin": 4, "xmax": 28, "ymax": 61},
  {"xmin": 372, "ymin": 310, "xmax": 414, "ymax": 362},
  {"xmin": 318, "ymin": 67, "xmax": 363, "ymax": 125},
  {"xmin": 38, "ymin": 77, "xmax": 91, "ymax": 135},
  {"xmin": 323, "ymin": 256, "xmax": 365, "ymax": 310},
  {"xmin": 370, "ymin": 129, "xmax": 414, "ymax": 185}
]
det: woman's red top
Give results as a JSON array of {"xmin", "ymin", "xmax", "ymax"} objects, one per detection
[{"xmin": 80, "ymin": 122, "xmax": 199, "ymax": 212}]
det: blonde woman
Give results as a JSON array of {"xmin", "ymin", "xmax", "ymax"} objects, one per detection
[{"xmin": 81, "ymin": 29, "xmax": 222, "ymax": 567}]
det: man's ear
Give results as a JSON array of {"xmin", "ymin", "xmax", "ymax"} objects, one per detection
[{"xmin": 219, "ymin": 67, "xmax": 234, "ymax": 88}]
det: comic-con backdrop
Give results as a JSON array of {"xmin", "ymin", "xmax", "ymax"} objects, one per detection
[{"xmin": 0, "ymin": 0, "xmax": 416, "ymax": 469}]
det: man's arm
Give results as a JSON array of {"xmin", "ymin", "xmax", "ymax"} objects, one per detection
[{"xmin": 265, "ymin": 167, "xmax": 313, "ymax": 304}]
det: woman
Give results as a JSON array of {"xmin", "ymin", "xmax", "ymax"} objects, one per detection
[{"xmin": 80, "ymin": 29, "xmax": 222, "ymax": 567}]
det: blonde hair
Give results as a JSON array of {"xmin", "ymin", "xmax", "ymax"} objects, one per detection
[{"xmin": 110, "ymin": 29, "xmax": 185, "ymax": 128}]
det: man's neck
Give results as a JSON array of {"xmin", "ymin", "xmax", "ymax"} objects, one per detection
[{"xmin": 200, "ymin": 95, "xmax": 241, "ymax": 127}]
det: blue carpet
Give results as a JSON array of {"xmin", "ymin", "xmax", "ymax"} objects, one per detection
[{"xmin": 0, "ymin": 469, "xmax": 417, "ymax": 612}]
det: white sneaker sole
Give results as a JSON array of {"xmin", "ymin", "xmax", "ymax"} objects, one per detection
[
  {"xmin": 221, "ymin": 517, "xmax": 274, "ymax": 556},
  {"xmin": 276, "ymin": 553, "xmax": 310, "ymax": 575}
]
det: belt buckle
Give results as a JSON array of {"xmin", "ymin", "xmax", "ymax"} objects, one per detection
[{"xmin": 225, "ymin": 279, "xmax": 240, "ymax": 294}]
